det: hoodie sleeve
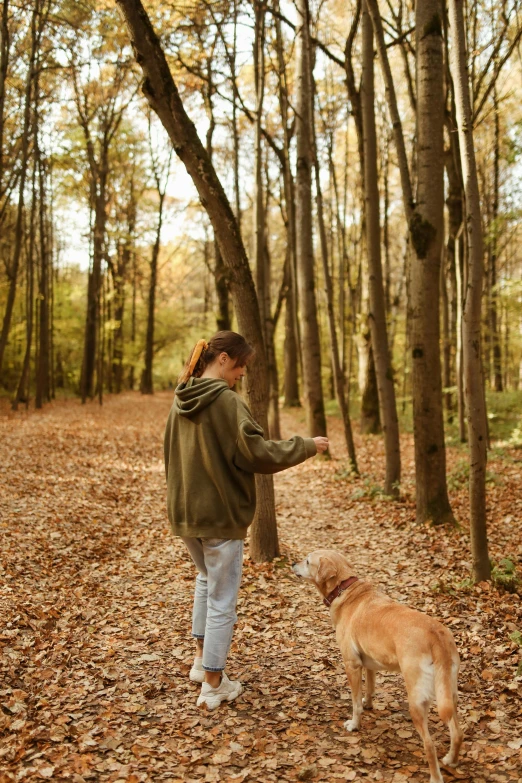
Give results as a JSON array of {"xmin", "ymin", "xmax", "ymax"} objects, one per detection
[
  {"xmin": 234, "ymin": 414, "xmax": 317, "ymax": 474},
  {"xmin": 164, "ymin": 408, "xmax": 172, "ymax": 482}
]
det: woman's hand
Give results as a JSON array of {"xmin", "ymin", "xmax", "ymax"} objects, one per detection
[{"xmin": 313, "ymin": 436, "xmax": 329, "ymax": 454}]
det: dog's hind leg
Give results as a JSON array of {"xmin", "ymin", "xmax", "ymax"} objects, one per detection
[
  {"xmin": 442, "ymin": 713, "xmax": 463, "ymax": 767},
  {"xmin": 408, "ymin": 700, "xmax": 443, "ymax": 783},
  {"xmin": 344, "ymin": 661, "xmax": 363, "ymax": 731},
  {"xmin": 363, "ymin": 668, "xmax": 375, "ymax": 709}
]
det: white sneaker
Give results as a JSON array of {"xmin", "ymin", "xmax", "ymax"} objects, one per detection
[
  {"xmin": 189, "ymin": 657, "xmax": 205, "ymax": 683},
  {"xmin": 196, "ymin": 671, "xmax": 243, "ymax": 710}
]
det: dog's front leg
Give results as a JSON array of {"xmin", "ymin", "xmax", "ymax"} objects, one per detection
[{"xmin": 344, "ymin": 661, "xmax": 363, "ymax": 731}]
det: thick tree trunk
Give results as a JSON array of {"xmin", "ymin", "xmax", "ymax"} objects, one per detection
[
  {"xmin": 116, "ymin": 0, "xmax": 279, "ymax": 562},
  {"xmin": 448, "ymin": 0, "xmax": 491, "ymax": 581},
  {"xmin": 295, "ymin": 0, "xmax": 326, "ymax": 437},
  {"xmin": 360, "ymin": 339, "xmax": 381, "ymax": 434},
  {"xmin": 411, "ymin": 0, "xmax": 454, "ymax": 525},
  {"xmin": 361, "ymin": 3, "xmax": 400, "ymax": 495}
]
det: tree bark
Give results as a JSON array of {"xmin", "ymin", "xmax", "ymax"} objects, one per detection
[
  {"xmin": 274, "ymin": 7, "xmax": 300, "ymax": 406},
  {"xmin": 489, "ymin": 86, "xmax": 502, "ymax": 392},
  {"xmin": 35, "ymin": 140, "xmax": 50, "ymax": 408},
  {"xmin": 448, "ymin": 0, "xmax": 491, "ymax": 581},
  {"xmin": 12, "ymin": 158, "xmax": 37, "ymax": 410},
  {"xmin": 116, "ymin": 0, "xmax": 279, "ymax": 562},
  {"xmin": 0, "ymin": 0, "xmax": 38, "ymax": 377},
  {"xmin": 411, "ymin": 0, "xmax": 454, "ymax": 525},
  {"xmin": 311, "ymin": 69, "xmax": 358, "ymax": 472},
  {"xmin": 141, "ymin": 189, "xmax": 164, "ymax": 395},
  {"xmin": 0, "ymin": 0, "xmax": 9, "ymax": 201},
  {"xmin": 295, "ymin": 0, "xmax": 326, "ymax": 437},
  {"xmin": 361, "ymin": 2, "xmax": 400, "ymax": 495}
]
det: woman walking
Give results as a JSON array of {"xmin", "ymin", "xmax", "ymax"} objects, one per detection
[{"xmin": 164, "ymin": 331, "xmax": 328, "ymax": 709}]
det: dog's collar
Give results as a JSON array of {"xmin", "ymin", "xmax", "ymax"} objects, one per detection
[{"xmin": 323, "ymin": 576, "xmax": 359, "ymax": 608}]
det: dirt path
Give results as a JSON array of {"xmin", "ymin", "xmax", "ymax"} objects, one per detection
[{"xmin": 0, "ymin": 392, "xmax": 521, "ymax": 783}]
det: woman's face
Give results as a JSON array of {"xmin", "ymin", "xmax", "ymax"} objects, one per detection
[{"xmin": 220, "ymin": 355, "xmax": 246, "ymax": 388}]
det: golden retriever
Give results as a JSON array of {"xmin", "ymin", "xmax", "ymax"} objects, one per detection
[{"xmin": 292, "ymin": 549, "xmax": 463, "ymax": 783}]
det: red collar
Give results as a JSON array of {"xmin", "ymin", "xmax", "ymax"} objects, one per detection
[{"xmin": 323, "ymin": 576, "xmax": 359, "ymax": 608}]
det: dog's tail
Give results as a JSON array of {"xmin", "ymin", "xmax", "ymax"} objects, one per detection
[{"xmin": 432, "ymin": 631, "xmax": 459, "ymax": 724}]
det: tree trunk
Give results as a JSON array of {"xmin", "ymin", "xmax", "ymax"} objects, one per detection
[
  {"xmin": 275, "ymin": 9, "xmax": 300, "ymax": 406},
  {"xmin": 311, "ymin": 68, "xmax": 357, "ymax": 471},
  {"xmin": 116, "ymin": 0, "xmax": 279, "ymax": 562},
  {"xmin": 35, "ymin": 143, "xmax": 50, "ymax": 408},
  {"xmin": 0, "ymin": 0, "xmax": 9, "ymax": 200},
  {"xmin": 0, "ymin": 0, "xmax": 38, "ymax": 377},
  {"xmin": 141, "ymin": 189, "xmax": 164, "ymax": 395},
  {"xmin": 448, "ymin": 0, "xmax": 491, "ymax": 581},
  {"xmin": 361, "ymin": 2, "xmax": 400, "ymax": 495},
  {"xmin": 12, "ymin": 159, "xmax": 37, "ymax": 410},
  {"xmin": 360, "ymin": 338, "xmax": 381, "ymax": 434},
  {"xmin": 295, "ymin": 0, "xmax": 326, "ymax": 437},
  {"xmin": 214, "ymin": 242, "xmax": 230, "ymax": 331},
  {"xmin": 81, "ymin": 178, "xmax": 107, "ymax": 401},
  {"xmin": 253, "ymin": 0, "xmax": 268, "ymax": 347},
  {"xmin": 409, "ymin": 1, "xmax": 454, "ymax": 525},
  {"xmin": 489, "ymin": 86, "xmax": 502, "ymax": 392}
]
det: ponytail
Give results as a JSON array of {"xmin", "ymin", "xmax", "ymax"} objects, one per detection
[{"xmin": 178, "ymin": 331, "xmax": 254, "ymax": 385}]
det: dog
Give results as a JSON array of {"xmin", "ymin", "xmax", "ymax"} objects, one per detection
[{"xmin": 292, "ymin": 549, "xmax": 463, "ymax": 783}]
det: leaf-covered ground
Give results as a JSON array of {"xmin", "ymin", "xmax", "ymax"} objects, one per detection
[{"xmin": 0, "ymin": 392, "xmax": 521, "ymax": 783}]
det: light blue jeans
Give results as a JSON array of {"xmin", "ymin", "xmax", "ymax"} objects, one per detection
[{"xmin": 181, "ymin": 537, "xmax": 244, "ymax": 672}]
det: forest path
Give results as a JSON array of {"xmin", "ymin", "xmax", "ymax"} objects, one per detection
[{"xmin": 0, "ymin": 392, "xmax": 521, "ymax": 783}]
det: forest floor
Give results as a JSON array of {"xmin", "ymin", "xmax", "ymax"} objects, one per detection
[{"xmin": 0, "ymin": 391, "xmax": 521, "ymax": 783}]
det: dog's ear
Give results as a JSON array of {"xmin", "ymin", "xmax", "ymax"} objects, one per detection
[{"xmin": 316, "ymin": 556, "xmax": 337, "ymax": 585}]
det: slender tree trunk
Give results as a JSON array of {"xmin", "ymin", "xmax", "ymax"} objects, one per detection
[
  {"xmin": 455, "ymin": 223, "xmax": 466, "ymax": 441},
  {"xmin": 253, "ymin": 0, "xmax": 268, "ymax": 346},
  {"xmin": 0, "ymin": 0, "xmax": 9, "ymax": 199},
  {"xmin": 361, "ymin": 2, "xmax": 400, "ymax": 494},
  {"xmin": 295, "ymin": 0, "xmax": 326, "ymax": 437},
  {"xmin": 116, "ymin": 0, "xmax": 279, "ymax": 562},
  {"xmin": 129, "ymin": 244, "xmax": 137, "ymax": 390},
  {"xmin": 311, "ymin": 71, "xmax": 358, "ymax": 471},
  {"xmin": 490, "ymin": 86, "xmax": 502, "ymax": 392},
  {"xmin": 12, "ymin": 160, "xmax": 37, "ymax": 410},
  {"xmin": 141, "ymin": 190, "xmax": 164, "ymax": 395},
  {"xmin": 275, "ymin": 4, "xmax": 300, "ymax": 406},
  {"xmin": 0, "ymin": 0, "xmax": 38, "ymax": 377},
  {"xmin": 35, "ymin": 144, "xmax": 50, "ymax": 408},
  {"xmin": 408, "ymin": 1, "xmax": 454, "ymax": 525},
  {"xmin": 448, "ymin": 0, "xmax": 490, "ymax": 581}
]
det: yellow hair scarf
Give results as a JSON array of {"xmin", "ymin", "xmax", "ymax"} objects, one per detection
[{"xmin": 184, "ymin": 339, "xmax": 209, "ymax": 381}]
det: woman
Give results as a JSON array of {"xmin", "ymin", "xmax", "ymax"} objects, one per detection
[{"xmin": 164, "ymin": 331, "xmax": 328, "ymax": 709}]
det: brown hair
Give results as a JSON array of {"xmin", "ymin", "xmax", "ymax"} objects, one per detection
[{"xmin": 178, "ymin": 331, "xmax": 254, "ymax": 384}]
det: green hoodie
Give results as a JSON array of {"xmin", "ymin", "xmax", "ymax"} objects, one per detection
[{"xmin": 164, "ymin": 377, "xmax": 317, "ymax": 539}]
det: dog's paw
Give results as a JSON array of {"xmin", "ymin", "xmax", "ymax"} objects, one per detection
[
  {"xmin": 362, "ymin": 697, "xmax": 373, "ymax": 710},
  {"xmin": 441, "ymin": 753, "xmax": 457, "ymax": 768},
  {"xmin": 344, "ymin": 719, "xmax": 360, "ymax": 732}
]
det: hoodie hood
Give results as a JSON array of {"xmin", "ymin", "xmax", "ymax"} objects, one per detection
[{"xmin": 174, "ymin": 377, "xmax": 229, "ymax": 417}]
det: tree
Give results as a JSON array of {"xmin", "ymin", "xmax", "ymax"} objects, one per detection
[
  {"xmin": 448, "ymin": 0, "xmax": 491, "ymax": 581},
  {"xmin": 360, "ymin": 1, "xmax": 400, "ymax": 495},
  {"xmin": 141, "ymin": 116, "xmax": 172, "ymax": 395},
  {"xmin": 115, "ymin": 0, "xmax": 279, "ymax": 562},
  {"xmin": 294, "ymin": 0, "xmax": 327, "ymax": 438}
]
